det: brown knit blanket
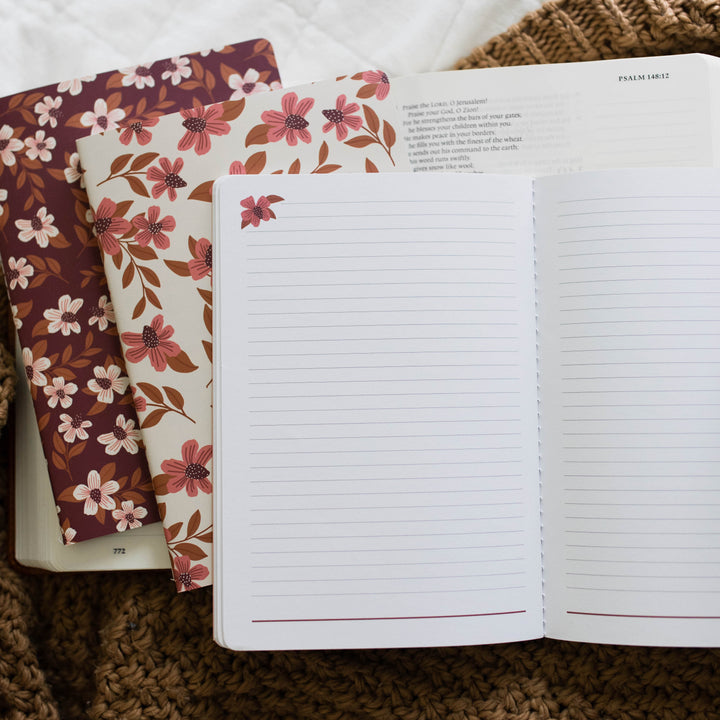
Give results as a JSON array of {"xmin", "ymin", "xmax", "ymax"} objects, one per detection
[{"xmin": 3, "ymin": 1, "xmax": 720, "ymax": 717}]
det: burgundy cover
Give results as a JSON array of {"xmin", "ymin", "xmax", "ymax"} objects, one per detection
[{"xmin": 0, "ymin": 39, "xmax": 280, "ymax": 542}]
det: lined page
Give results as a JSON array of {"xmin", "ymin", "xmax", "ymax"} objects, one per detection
[
  {"xmin": 537, "ymin": 168, "xmax": 720, "ymax": 646},
  {"xmin": 213, "ymin": 172, "xmax": 542, "ymax": 651}
]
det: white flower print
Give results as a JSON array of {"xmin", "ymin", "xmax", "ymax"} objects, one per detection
[
  {"xmin": 57, "ymin": 74, "xmax": 96, "ymax": 96},
  {"xmin": 72, "ymin": 469, "xmax": 118, "ymax": 515},
  {"xmin": 34, "ymin": 95, "xmax": 63, "ymax": 128},
  {"xmin": 97, "ymin": 414, "xmax": 141, "ymax": 455},
  {"xmin": 87, "ymin": 364, "xmax": 128, "ymax": 404},
  {"xmin": 121, "ymin": 63, "xmax": 155, "ymax": 89},
  {"xmin": 15, "ymin": 206, "xmax": 59, "ymax": 247},
  {"xmin": 112, "ymin": 500, "xmax": 148, "ymax": 531},
  {"xmin": 22, "ymin": 347, "xmax": 50, "ymax": 386},
  {"xmin": 43, "ymin": 376, "xmax": 78, "ymax": 409},
  {"xmin": 44, "ymin": 294, "xmax": 83, "ymax": 335},
  {"xmin": 160, "ymin": 56, "xmax": 191, "ymax": 85},
  {"xmin": 6, "ymin": 256, "xmax": 34, "ymax": 290},
  {"xmin": 80, "ymin": 98, "xmax": 125, "ymax": 135},
  {"xmin": 228, "ymin": 69, "xmax": 269, "ymax": 99},
  {"xmin": 24, "ymin": 130, "xmax": 56, "ymax": 162},
  {"xmin": 58, "ymin": 413, "xmax": 92, "ymax": 442},
  {"xmin": 64, "ymin": 152, "xmax": 84, "ymax": 187},
  {"xmin": 0, "ymin": 125, "xmax": 24, "ymax": 167},
  {"xmin": 87, "ymin": 294, "xmax": 114, "ymax": 331}
]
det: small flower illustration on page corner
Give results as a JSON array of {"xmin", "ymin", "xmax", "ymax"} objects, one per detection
[{"xmin": 240, "ymin": 194, "xmax": 284, "ymax": 229}]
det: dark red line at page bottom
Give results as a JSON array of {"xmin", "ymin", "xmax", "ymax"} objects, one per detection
[
  {"xmin": 252, "ymin": 610, "xmax": 526, "ymax": 623},
  {"xmin": 568, "ymin": 611, "xmax": 720, "ymax": 619}
]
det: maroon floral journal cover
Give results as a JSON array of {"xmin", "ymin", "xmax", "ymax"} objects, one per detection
[{"xmin": 0, "ymin": 39, "xmax": 281, "ymax": 544}]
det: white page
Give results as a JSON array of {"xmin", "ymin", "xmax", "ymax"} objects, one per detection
[
  {"xmin": 392, "ymin": 54, "xmax": 720, "ymax": 175},
  {"xmin": 537, "ymin": 168, "xmax": 720, "ymax": 646},
  {"xmin": 213, "ymin": 172, "xmax": 542, "ymax": 650}
]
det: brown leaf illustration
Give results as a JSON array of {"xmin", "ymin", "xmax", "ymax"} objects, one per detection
[
  {"xmin": 365, "ymin": 158, "xmax": 379, "ymax": 173},
  {"xmin": 163, "ymin": 385, "xmax": 185, "ymax": 411},
  {"xmin": 363, "ymin": 105, "xmax": 380, "ymax": 134},
  {"xmin": 164, "ymin": 259, "xmax": 192, "ymax": 277},
  {"xmin": 245, "ymin": 151, "xmax": 267, "ymax": 174},
  {"xmin": 137, "ymin": 382, "xmax": 163, "ymax": 403},
  {"xmin": 166, "ymin": 351, "xmax": 199, "ymax": 373},
  {"xmin": 383, "ymin": 120, "xmax": 396, "ymax": 149},
  {"xmin": 110, "ymin": 154, "xmax": 133, "ymax": 175},
  {"xmin": 245, "ymin": 123, "xmax": 269, "ymax": 147},
  {"xmin": 141, "ymin": 408, "xmax": 167, "ymax": 429},
  {"xmin": 318, "ymin": 141, "xmax": 329, "ymax": 165},
  {"xmin": 220, "ymin": 98, "xmax": 245, "ymax": 122},
  {"xmin": 314, "ymin": 164, "xmax": 341, "ymax": 174},
  {"xmin": 173, "ymin": 542, "xmax": 207, "ymax": 561},
  {"xmin": 187, "ymin": 509, "xmax": 202, "ymax": 537},
  {"xmin": 345, "ymin": 135, "xmax": 375, "ymax": 148},
  {"xmin": 126, "ymin": 175, "xmax": 150, "ymax": 198},
  {"xmin": 188, "ymin": 180, "xmax": 213, "ymax": 203}
]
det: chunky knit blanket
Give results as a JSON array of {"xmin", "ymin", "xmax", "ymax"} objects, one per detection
[{"xmin": 2, "ymin": 1, "xmax": 720, "ymax": 717}]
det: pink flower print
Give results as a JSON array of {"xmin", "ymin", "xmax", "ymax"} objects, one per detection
[
  {"xmin": 130, "ymin": 385, "xmax": 146, "ymax": 413},
  {"xmin": 261, "ymin": 92, "xmax": 314, "ymax": 146},
  {"xmin": 132, "ymin": 205, "xmax": 175, "ymax": 249},
  {"xmin": 200, "ymin": 46, "xmax": 225, "ymax": 56},
  {"xmin": 173, "ymin": 555, "xmax": 210, "ymax": 592},
  {"xmin": 22, "ymin": 347, "xmax": 50, "ymax": 387},
  {"xmin": 62, "ymin": 526, "xmax": 77, "ymax": 545},
  {"xmin": 57, "ymin": 74, "xmax": 96, "ymax": 96},
  {"xmin": 270, "ymin": 81, "xmax": 282, "ymax": 91},
  {"xmin": 15, "ymin": 207, "xmax": 59, "ymax": 248},
  {"xmin": 88, "ymin": 294, "xmax": 115, "ymax": 331},
  {"xmin": 63, "ymin": 152, "xmax": 84, "ymax": 186},
  {"xmin": 146, "ymin": 157, "xmax": 187, "ymax": 201},
  {"xmin": 112, "ymin": 500, "xmax": 148, "ymax": 531},
  {"xmin": 44, "ymin": 294, "xmax": 83, "ymax": 336},
  {"xmin": 12, "ymin": 305, "xmax": 21, "ymax": 330},
  {"xmin": 118, "ymin": 117, "xmax": 158, "ymax": 146},
  {"xmin": 97, "ymin": 414, "xmax": 141, "ymax": 455},
  {"xmin": 321, "ymin": 94, "xmax": 363, "ymax": 141},
  {"xmin": 177, "ymin": 105, "xmax": 231, "ymax": 156},
  {"xmin": 121, "ymin": 314, "xmax": 181, "ymax": 371},
  {"xmin": 43, "ymin": 377, "xmax": 78, "ymax": 409},
  {"xmin": 92, "ymin": 197, "xmax": 132, "ymax": 255},
  {"xmin": 58, "ymin": 413, "xmax": 92, "ymax": 443},
  {"xmin": 161, "ymin": 56, "xmax": 191, "ymax": 85},
  {"xmin": 188, "ymin": 237, "xmax": 212, "ymax": 280},
  {"xmin": 229, "ymin": 160, "xmax": 246, "ymax": 175},
  {"xmin": 87, "ymin": 364, "xmax": 128, "ymax": 403},
  {"xmin": 361, "ymin": 70, "xmax": 390, "ymax": 100},
  {"xmin": 72, "ymin": 469, "xmax": 118, "ymax": 515},
  {"xmin": 34, "ymin": 95, "xmax": 63, "ymax": 128},
  {"xmin": 240, "ymin": 195, "xmax": 272, "ymax": 227},
  {"xmin": 161, "ymin": 439, "xmax": 212, "ymax": 496},
  {"xmin": 228, "ymin": 69, "xmax": 269, "ymax": 99},
  {"xmin": 0, "ymin": 125, "xmax": 24, "ymax": 167},
  {"xmin": 24, "ymin": 130, "xmax": 56, "ymax": 162},
  {"xmin": 121, "ymin": 63, "xmax": 155, "ymax": 89},
  {"xmin": 6, "ymin": 256, "xmax": 34, "ymax": 290},
  {"xmin": 80, "ymin": 98, "xmax": 126, "ymax": 135},
  {"xmin": 0, "ymin": 188, "xmax": 6, "ymax": 210}
]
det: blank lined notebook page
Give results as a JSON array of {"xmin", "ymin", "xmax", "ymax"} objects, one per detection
[
  {"xmin": 537, "ymin": 168, "xmax": 720, "ymax": 647},
  {"xmin": 213, "ymin": 172, "xmax": 542, "ymax": 651}
]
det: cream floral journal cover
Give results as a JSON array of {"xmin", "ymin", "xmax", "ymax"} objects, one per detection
[{"xmin": 78, "ymin": 72, "xmax": 409, "ymax": 590}]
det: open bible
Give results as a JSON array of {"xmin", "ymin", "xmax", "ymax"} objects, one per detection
[{"xmin": 212, "ymin": 168, "xmax": 720, "ymax": 650}]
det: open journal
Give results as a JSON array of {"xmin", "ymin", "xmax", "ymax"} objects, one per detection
[
  {"xmin": 78, "ymin": 51, "xmax": 720, "ymax": 590},
  {"xmin": 213, "ymin": 168, "xmax": 720, "ymax": 651}
]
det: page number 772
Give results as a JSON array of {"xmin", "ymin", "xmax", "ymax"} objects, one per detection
[{"xmin": 113, "ymin": 547, "xmax": 126, "ymax": 555}]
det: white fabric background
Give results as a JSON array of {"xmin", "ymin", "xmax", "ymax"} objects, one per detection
[{"xmin": 0, "ymin": 0, "xmax": 543, "ymax": 95}]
